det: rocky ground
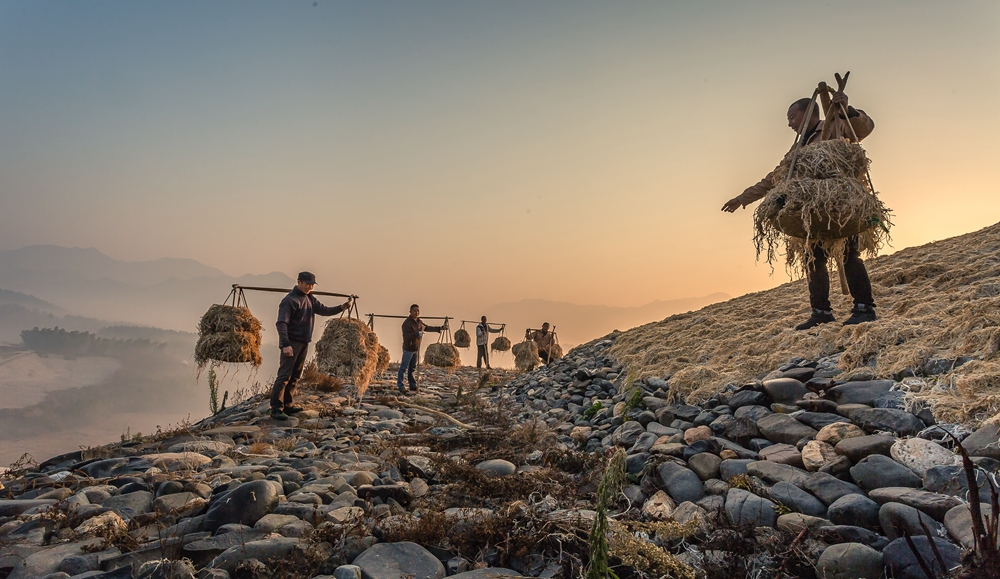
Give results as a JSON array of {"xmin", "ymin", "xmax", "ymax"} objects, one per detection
[{"xmin": 2, "ymin": 335, "xmax": 1000, "ymax": 579}]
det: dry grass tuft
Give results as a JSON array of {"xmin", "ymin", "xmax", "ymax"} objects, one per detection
[
  {"xmin": 491, "ymin": 336, "xmax": 512, "ymax": 353},
  {"xmin": 611, "ymin": 221, "xmax": 1000, "ymax": 426},
  {"xmin": 512, "ymin": 339, "xmax": 539, "ymax": 372},
  {"xmin": 194, "ymin": 304, "xmax": 263, "ymax": 368},
  {"xmin": 454, "ymin": 328, "xmax": 471, "ymax": 348},
  {"xmin": 300, "ymin": 360, "xmax": 344, "ymax": 393}
]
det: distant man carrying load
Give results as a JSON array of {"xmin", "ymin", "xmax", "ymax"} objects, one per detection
[
  {"xmin": 529, "ymin": 322, "xmax": 555, "ymax": 364},
  {"xmin": 398, "ymin": 304, "xmax": 445, "ymax": 394},
  {"xmin": 272, "ymin": 272, "xmax": 351, "ymax": 421},
  {"xmin": 721, "ymin": 89, "xmax": 878, "ymax": 330},
  {"xmin": 476, "ymin": 316, "xmax": 502, "ymax": 370}
]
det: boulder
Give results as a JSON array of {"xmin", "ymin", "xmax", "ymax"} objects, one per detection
[
  {"xmin": 835, "ymin": 435, "xmax": 897, "ymax": 462},
  {"xmin": 641, "ymin": 490, "xmax": 675, "ymax": 520},
  {"xmin": 849, "ymin": 455, "xmax": 921, "ymax": 491},
  {"xmin": 962, "ymin": 423, "xmax": 1000, "ymax": 459},
  {"xmin": 475, "ymin": 459, "xmax": 517, "ymax": 478},
  {"xmin": 352, "ymin": 542, "xmax": 446, "ymax": 579},
  {"xmin": 756, "ymin": 414, "xmax": 817, "ymax": 445},
  {"xmin": 204, "ymin": 480, "xmax": 280, "ymax": 532},
  {"xmin": 883, "ymin": 536, "xmax": 962, "ymax": 579},
  {"xmin": 816, "ymin": 423, "xmax": 864, "ymax": 446},
  {"xmin": 944, "ymin": 504, "xmax": 997, "ymax": 550},
  {"xmin": 657, "ymin": 462, "xmax": 704, "ymax": 504},
  {"xmin": 827, "ymin": 494, "xmax": 881, "ymax": 530},
  {"xmin": 801, "ymin": 440, "xmax": 838, "ymax": 471},
  {"xmin": 879, "ymin": 502, "xmax": 946, "ymax": 540},
  {"xmin": 816, "ymin": 543, "xmax": 884, "ymax": 579},
  {"xmin": 868, "ymin": 487, "xmax": 963, "ymax": 521},
  {"xmin": 852, "ymin": 408, "xmax": 924, "ymax": 437},
  {"xmin": 890, "ymin": 438, "xmax": 959, "ymax": 477},
  {"xmin": 761, "ymin": 378, "xmax": 808, "ymax": 404},
  {"xmin": 768, "ymin": 482, "xmax": 826, "ymax": 517},
  {"xmin": 725, "ymin": 488, "xmax": 777, "ymax": 527},
  {"xmin": 208, "ymin": 537, "xmax": 301, "ymax": 572},
  {"xmin": 826, "ymin": 380, "xmax": 894, "ymax": 405},
  {"xmin": 803, "ymin": 472, "xmax": 864, "ymax": 506},
  {"xmin": 687, "ymin": 453, "xmax": 722, "ymax": 481}
]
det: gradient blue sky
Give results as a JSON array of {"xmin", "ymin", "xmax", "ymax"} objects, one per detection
[{"xmin": 1, "ymin": 1, "xmax": 998, "ymax": 313}]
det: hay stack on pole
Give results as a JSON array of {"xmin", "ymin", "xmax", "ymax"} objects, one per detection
[
  {"xmin": 376, "ymin": 344, "xmax": 391, "ymax": 375},
  {"xmin": 491, "ymin": 324, "xmax": 512, "ymax": 353},
  {"xmin": 314, "ymin": 304, "xmax": 381, "ymax": 400},
  {"xmin": 194, "ymin": 288, "xmax": 264, "ymax": 371},
  {"xmin": 753, "ymin": 73, "xmax": 891, "ymax": 279},
  {"xmin": 454, "ymin": 321, "xmax": 472, "ymax": 348},
  {"xmin": 424, "ymin": 317, "xmax": 461, "ymax": 368},
  {"xmin": 512, "ymin": 339, "xmax": 539, "ymax": 372}
]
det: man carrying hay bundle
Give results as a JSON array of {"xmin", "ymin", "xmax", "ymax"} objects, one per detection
[
  {"xmin": 475, "ymin": 316, "xmax": 503, "ymax": 370},
  {"xmin": 271, "ymin": 272, "xmax": 351, "ymax": 420},
  {"xmin": 529, "ymin": 322, "xmax": 557, "ymax": 363},
  {"xmin": 722, "ymin": 81, "xmax": 881, "ymax": 330},
  {"xmin": 397, "ymin": 304, "xmax": 445, "ymax": 394}
]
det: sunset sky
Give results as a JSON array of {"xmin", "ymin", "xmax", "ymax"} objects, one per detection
[{"xmin": 1, "ymin": 1, "xmax": 998, "ymax": 315}]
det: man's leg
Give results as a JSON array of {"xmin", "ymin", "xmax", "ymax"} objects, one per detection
[
  {"xmin": 843, "ymin": 236, "xmax": 877, "ymax": 324},
  {"xmin": 282, "ymin": 342, "xmax": 309, "ymax": 409},
  {"xmin": 397, "ymin": 351, "xmax": 412, "ymax": 392},
  {"xmin": 796, "ymin": 243, "xmax": 837, "ymax": 330},
  {"xmin": 538, "ymin": 350, "xmax": 549, "ymax": 364},
  {"xmin": 476, "ymin": 345, "xmax": 485, "ymax": 369},
  {"xmin": 271, "ymin": 347, "xmax": 298, "ymax": 415},
  {"xmin": 483, "ymin": 345, "xmax": 490, "ymax": 370},
  {"xmin": 407, "ymin": 351, "xmax": 419, "ymax": 390}
]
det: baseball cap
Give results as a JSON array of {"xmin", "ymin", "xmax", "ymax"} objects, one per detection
[{"xmin": 297, "ymin": 271, "xmax": 317, "ymax": 284}]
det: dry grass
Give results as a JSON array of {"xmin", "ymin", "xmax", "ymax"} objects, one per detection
[
  {"xmin": 314, "ymin": 318, "xmax": 380, "ymax": 398},
  {"xmin": 754, "ymin": 139, "xmax": 892, "ymax": 273},
  {"xmin": 194, "ymin": 304, "xmax": 263, "ymax": 368},
  {"xmin": 454, "ymin": 328, "xmax": 472, "ymax": 348},
  {"xmin": 424, "ymin": 343, "xmax": 461, "ymax": 368},
  {"xmin": 300, "ymin": 360, "xmax": 344, "ymax": 393},
  {"xmin": 376, "ymin": 345, "xmax": 390, "ymax": 375},
  {"xmin": 611, "ymin": 221, "xmax": 1000, "ymax": 426},
  {"xmin": 491, "ymin": 336, "xmax": 512, "ymax": 353},
  {"xmin": 513, "ymin": 340, "xmax": 539, "ymax": 372}
]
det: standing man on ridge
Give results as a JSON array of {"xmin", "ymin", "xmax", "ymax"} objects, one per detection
[
  {"xmin": 398, "ymin": 304, "xmax": 445, "ymax": 395},
  {"xmin": 271, "ymin": 272, "xmax": 351, "ymax": 421},
  {"xmin": 475, "ymin": 316, "xmax": 502, "ymax": 370},
  {"xmin": 721, "ymin": 88, "xmax": 878, "ymax": 330}
]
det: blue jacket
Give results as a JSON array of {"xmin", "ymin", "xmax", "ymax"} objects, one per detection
[{"xmin": 275, "ymin": 287, "xmax": 345, "ymax": 347}]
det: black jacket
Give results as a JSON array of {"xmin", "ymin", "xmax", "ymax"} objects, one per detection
[
  {"xmin": 276, "ymin": 287, "xmax": 345, "ymax": 347},
  {"xmin": 401, "ymin": 316, "xmax": 442, "ymax": 352}
]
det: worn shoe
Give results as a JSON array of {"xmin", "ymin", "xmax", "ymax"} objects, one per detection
[
  {"xmin": 270, "ymin": 409, "xmax": 289, "ymax": 421},
  {"xmin": 283, "ymin": 406, "xmax": 305, "ymax": 415},
  {"xmin": 843, "ymin": 304, "xmax": 877, "ymax": 326},
  {"xmin": 795, "ymin": 310, "xmax": 836, "ymax": 331}
]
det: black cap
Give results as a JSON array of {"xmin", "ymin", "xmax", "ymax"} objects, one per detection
[{"xmin": 297, "ymin": 271, "xmax": 317, "ymax": 284}]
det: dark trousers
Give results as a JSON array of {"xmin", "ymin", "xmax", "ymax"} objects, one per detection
[
  {"xmin": 538, "ymin": 349, "xmax": 550, "ymax": 364},
  {"xmin": 397, "ymin": 350, "xmax": 419, "ymax": 390},
  {"xmin": 271, "ymin": 341, "xmax": 308, "ymax": 410},
  {"xmin": 807, "ymin": 236, "xmax": 875, "ymax": 312},
  {"xmin": 476, "ymin": 345, "xmax": 491, "ymax": 369}
]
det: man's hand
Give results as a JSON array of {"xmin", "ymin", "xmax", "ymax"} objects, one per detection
[
  {"xmin": 722, "ymin": 197, "xmax": 743, "ymax": 213},
  {"xmin": 831, "ymin": 91, "xmax": 849, "ymax": 110},
  {"xmin": 342, "ymin": 301, "xmax": 351, "ymax": 310},
  {"xmin": 282, "ymin": 346, "xmax": 294, "ymax": 357}
]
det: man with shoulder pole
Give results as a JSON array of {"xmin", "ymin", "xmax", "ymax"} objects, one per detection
[
  {"xmin": 398, "ymin": 304, "xmax": 445, "ymax": 395},
  {"xmin": 271, "ymin": 272, "xmax": 351, "ymax": 421},
  {"xmin": 475, "ymin": 316, "xmax": 502, "ymax": 370},
  {"xmin": 529, "ymin": 322, "xmax": 555, "ymax": 364},
  {"xmin": 722, "ymin": 86, "xmax": 878, "ymax": 331}
]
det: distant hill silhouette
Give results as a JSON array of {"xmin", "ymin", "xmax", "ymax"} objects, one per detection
[{"xmin": 0, "ymin": 246, "xmax": 294, "ymax": 332}]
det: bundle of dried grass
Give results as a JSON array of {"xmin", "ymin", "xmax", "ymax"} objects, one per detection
[
  {"xmin": 454, "ymin": 328, "xmax": 472, "ymax": 348},
  {"xmin": 544, "ymin": 343, "xmax": 564, "ymax": 361},
  {"xmin": 425, "ymin": 343, "xmax": 461, "ymax": 368},
  {"xmin": 194, "ymin": 305, "xmax": 263, "ymax": 368},
  {"xmin": 512, "ymin": 340, "xmax": 539, "ymax": 372},
  {"xmin": 610, "ymin": 221, "xmax": 1000, "ymax": 427},
  {"xmin": 314, "ymin": 318, "xmax": 380, "ymax": 397},
  {"xmin": 754, "ymin": 140, "xmax": 892, "ymax": 272},
  {"xmin": 491, "ymin": 336, "xmax": 512, "ymax": 353},
  {"xmin": 376, "ymin": 345, "xmax": 391, "ymax": 374}
]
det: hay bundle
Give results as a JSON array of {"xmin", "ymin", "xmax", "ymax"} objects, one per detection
[
  {"xmin": 754, "ymin": 139, "xmax": 892, "ymax": 270},
  {"xmin": 491, "ymin": 336, "xmax": 512, "ymax": 353},
  {"xmin": 314, "ymin": 318, "xmax": 380, "ymax": 395},
  {"xmin": 425, "ymin": 343, "xmax": 461, "ymax": 367},
  {"xmin": 544, "ymin": 343, "xmax": 564, "ymax": 361},
  {"xmin": 454, "ymin": 328, "xmax": 471, "ymax": 348},
  {"xmin": 512, "ymin": 339, "xmax": 539, "ymax": 372},
  {"xmin": 195, "ymin": 305, "xmax": 263, "ymax": 368},
  {"xmin": 376, "ymin": 345, "xmax": 390, "ymax": 374}
]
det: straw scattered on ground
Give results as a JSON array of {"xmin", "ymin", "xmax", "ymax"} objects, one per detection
[
  {"xmin": 454, "ymin": 329, "xmax": 471, "ymax": 348},
  {"xmin": 491, "ymin": 336, "xmax": 512, "ymax": 353},
  {"xmin": 513, "ymin": 340, "xmax": 539, "ymax": 372},
  {"xmin": 194, "ymin": 305, "xmax": 262, "ymax": 369},
  {"xmin": 314, "ymin": 318, "xmax": 380, "ymax": 398},
  {"xmin": 424, "ymin": 343, "xmax": 461, "ymax": 368},
  {"xmin": 610, "ymin": 221, "xmax": 1000, "ymax": 427}
]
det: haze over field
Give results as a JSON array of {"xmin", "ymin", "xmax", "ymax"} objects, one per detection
[{"xmin": 0, "ymin": 1, "xmax": 998, "ymax": 464}]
